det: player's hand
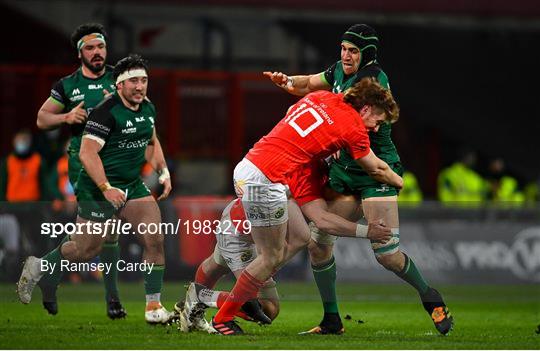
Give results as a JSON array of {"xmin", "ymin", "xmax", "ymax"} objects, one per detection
[
  {"xmin": 157, "ymin": 168, "xmax": 172, "ymax": 201},
  {"xmin": 103, "ymin": 187, "xmax": 126, "ymax": 209},
  {"xmin": 158, "ymin": 178, "xmax": 172, "ymax": 201},
  {"xmin": 367, "ymin": 220, "xmax": 392, "ymax": 243},
  {"xmin": 103, "ymin": 89, "xmax": 113, "ymax": 98},
  {"xmin": 263, "ymin": 71, "xmax": 294, "ymax": 91},
  {"xmin": 65, "ymin": 101, "xmax": 87, "ymax": 125}
]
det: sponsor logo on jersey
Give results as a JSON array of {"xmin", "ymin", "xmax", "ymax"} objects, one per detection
[
  {"xmin": 88, "ymin": 84, "xmax": 103, "ymax": 90},
  {"xmin": 118, "ymin": 139, "xmax": 149, "ymax": 149},
  {"xmin": 72, "ymin": 88, "xmax": 81, "ymax": 95},
  {"xmin": 126, "ymin": 120, "xmax": 133, "ymax": 127},
  {"xmin": 86, "ymin": 120, "xmax": 110, "ymax": 133},
  {"xmin": 70, "ymin": 94, "xmax": 85, "ymax": 102},
  {"xmin": 149, "ymin": 116, "xmax": 155, "ymax": 125},
  {"xmin": 135, "ymin": 116, "xmax": 145, "ymax": 123},
  {"xmin": 121, "ymin": 127, "xmax": 137, "ymax": 134}
]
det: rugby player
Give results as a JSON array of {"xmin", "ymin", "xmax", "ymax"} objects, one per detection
[
  {"xmin": 18, "ymin": 54, "xmax": 173, "ymax": 324},
  {"xmin": 264, "ymin": 23, "xmax": 453, "ymax": 335},
  {"xmin": 178, "ymin": 161, "xmax": 394, "ymax": 332},
  {"xmin": 19, "ymin": 23, "xmax": 125, "ymax": 318},
  {"xmin": 211, "ymin": 78, "xmax": 402, "ymax": 335}
]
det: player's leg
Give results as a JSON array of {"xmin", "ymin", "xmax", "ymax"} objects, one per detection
[
  {"xmin": 176, "ymin": 247, "xmax": 231, "ymax": 333},
  {"xmin": 100, "ymin": 229, "xmax": 126, "ymax": 319},
  {"xmin": 363, "ymin": 195, "xmax": 453, "ymax": 335},
  {"xmin": 303, "ymin": 190, "xmax": 359, "ymax": 334},
  {"xmin": 212, "ymin": 222, "xmax": 287, "ymax": 334},
  {"xmin": 195, "ymin": 253, "xmax": 230, "ymax": 288},
  {"xmin": 119, "ymin": 195, "xmax": 171, "ymax": 324},
  {"xmin": 17, "ymin": 215, "xmax": 107, "ymax": 310}
]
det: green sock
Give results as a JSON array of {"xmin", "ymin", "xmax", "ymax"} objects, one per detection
[
  {"xmin": 396, "ymin": 253, "xmax": 429, "ymax": 294},
  {"xmin": 40, "ymin": 235, "xmax": 69, "ymax": 287},
  {"xmin": 144, "ymin": 264, "xmax": 164, "ymax": 295},
  {"xmin": 312, "ymin": 256, "xmax": 339, "ymax": 314},
  {"xmin": 100, "ymin": 241, "xmax": 120, "ymax": 299}
]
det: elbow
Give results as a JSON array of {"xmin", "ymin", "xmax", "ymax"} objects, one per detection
[
  {"xmin": 79, "ymin": 148, "xmax": 89, "ymax": 166},
  {"xmin": 36, "ymin": 113, "xmax": 46, "ymax": 130}
]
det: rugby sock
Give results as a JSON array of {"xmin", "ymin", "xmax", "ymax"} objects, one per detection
[
  {"xmin": 396, "ymin": 253, "xmax": 429, "ymax": 294},
  {"xmin": 214, "ymin": 291, "xmax": 251, "ymax": 320},
  {"xmin": 40, "ymin": 235, "xmax": 70, "ymax": 288},
  {"xmin": 312, "ymin": 255, "xmax": 339, "ymax": 314},
  {"xmin": 144, "ymin": 264, "xmax": 164, "ymax": 304},
  {"xmin": 100, "ymin": 241, "xmax": 120, "ymax": 300},
  {"xmin": 195, "ymin": 264, "xmax": 220, "ymax": 289},
  {"xmin": 213, "ymin": 271, "xmax": 264, "ymax": 323},
  {"xmin": 197, "ymin": 287, "xmax": 224, "ymax": 308}
]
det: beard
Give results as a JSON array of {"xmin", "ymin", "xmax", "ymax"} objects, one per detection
[{"xmin": 81, "ymin": 54, "xmax": 105, "ymax": 74}]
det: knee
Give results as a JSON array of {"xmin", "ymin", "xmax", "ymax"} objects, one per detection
[
  {"xmin": 375, "ymin": 251, "xmax": 404, "ymax": 272},
  {"xmin": 308, "ymin": 240, "xmax": 333, "ymax": 265},
  {"xmin": 63, "ymin": 241, "xmax": 100, "ymax": 262},
  {"xmin": 144, "ymin": 234, "xmax": 164, "ymax": 253},
  {"xmin": 261, "ymin": 247, "xmax": 286, "ymax": 268},
  {"xmin": 260, "ymin": 299, "xmax": 280, "ymax": 321}
]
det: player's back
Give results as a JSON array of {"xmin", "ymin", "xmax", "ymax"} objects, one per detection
[{"xmin": 246, "ymin": 90, "xmax": 369, "ymax": 183}]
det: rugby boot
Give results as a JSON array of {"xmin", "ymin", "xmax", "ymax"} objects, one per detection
[
  {"xmin": 420, "ymin": 287, "xmax": 454, "ymax": 335},
  {"xmin": 299, "ymin": 312, "xmax": 344, "ymax": 335}
]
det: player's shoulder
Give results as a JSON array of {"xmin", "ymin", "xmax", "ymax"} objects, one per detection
[
  {"xmin": 355, "ymin": 63, "xmax": 384, "ymax": 79},
  {"xmin": 55, "ymin": 68, "xmax": 80, "ymax": 86},
  {"xmin": 94, "ymin": 93, "xmax": 119, "ymax": 113}
]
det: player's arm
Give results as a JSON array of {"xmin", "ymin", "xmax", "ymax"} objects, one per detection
[
  {"xmin": 79, "ymin": 108, "xmax": 126, "ymax": 209},
  {"xmin": 301, "ymin": 198, "xmax": 391, "ymax": 242},
  {"xmin": 37, "ymin": 81, "xmax": 88, "ymax": 130},
  {"xmin": 263, "ymin": 71, "xmax": 330, "ymax": 96},
  {"xmin": 355, "ymin": 149, "xmax": 403, "ymax": 189},
  {"xmin": 145, "ymin": 128, "xmax": 172, "ymax": 200},
  {"xmin": 79, "ymin": 137, "xmax": 125, "ymax": 209}
]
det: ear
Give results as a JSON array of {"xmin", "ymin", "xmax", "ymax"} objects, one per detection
[{"xmin": 360, "ymin": 105, "xmax": 370, "ymax": 115}]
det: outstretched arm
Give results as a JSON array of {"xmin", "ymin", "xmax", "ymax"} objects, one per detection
[
  {"xmin": 301, "ymin": 198, "xmax": 391, "ymax": 242},
  {"xmin": 262, "ymin": 71, "xmax": 330, "ymax": 96}
]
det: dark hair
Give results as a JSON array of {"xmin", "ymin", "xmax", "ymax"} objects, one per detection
[
  {"xmin": 70, "ymin": 23, "xmax": 107, "ymax": 48},
  {"xmin": 113, "ymin": 54, "xmax": 149, "ymax": 81},
  {"xmin": 343, "ymin": 77, "xmax": 399, "ymax": 123}
]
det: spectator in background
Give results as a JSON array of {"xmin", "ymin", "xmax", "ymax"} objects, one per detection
[
  {"xmin": 0, "ymin": 130, "xmax": 49, "ymax": 202},
  {"xmin": 0, "ymin": 213, "xmax": 21, "ymax": 281},
  {"xmin": 437, "ymin": 150, "xmax": 487, "ymax": 207},
  {"xmin": 50, "ymin": 139, "xmax": 77, "ymax": 216},
  {"xmin": 486, "ymin": 158, "xmax": 524, "ymax": 207},
  {"xmin": 398, "ymin": 171, "xmax": 423, "ymax": 207}
]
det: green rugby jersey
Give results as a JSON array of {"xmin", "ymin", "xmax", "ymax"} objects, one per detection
[
  {"xmin": 322, "ymin": 61, "xmax": 400, "ymax": 166},
  {"xmin": 78, "ymin": 94, "xmax": 156, "ymax": 189},
  {"xmin": 50, "ymin": 66, "xmax": 116, "ymax": 156}
]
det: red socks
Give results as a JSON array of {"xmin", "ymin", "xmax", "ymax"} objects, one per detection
[
  {"xmin": 194, "ymin": 264, "xmax": 220, "ymax": 289},
  {"xmin": 213, "ymin": 271, "xmax": 264, "ymax": 323}
]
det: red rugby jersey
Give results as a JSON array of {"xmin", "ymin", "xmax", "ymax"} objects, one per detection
[{"xmin": 245, "ymin": 90, "xmax": 370, "ymax": 183}]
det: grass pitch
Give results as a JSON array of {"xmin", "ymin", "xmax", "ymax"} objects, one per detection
[{"xmin": 0, "ymin": 281, "xmax": 538, "ymax": 349}]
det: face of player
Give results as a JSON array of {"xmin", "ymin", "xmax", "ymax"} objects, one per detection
[
  {"xmin": 118, "ymin": 75, "xmax": 148, "ymax": 107},
  {"xmin": 360, "ymin": 105, "xmax": 386, "ymax": 133},
  {"xmin": 340, "ymin": 42, "xmax": 361, "ymax": 75},
  {"xmin": 79, "ymin": 39, "xmax": 107, "ymax": 74}
]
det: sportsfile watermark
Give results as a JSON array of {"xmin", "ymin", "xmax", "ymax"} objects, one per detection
[{"xmin": 40, "ymin": 218, "xmax": 252, "ymax": 238}]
